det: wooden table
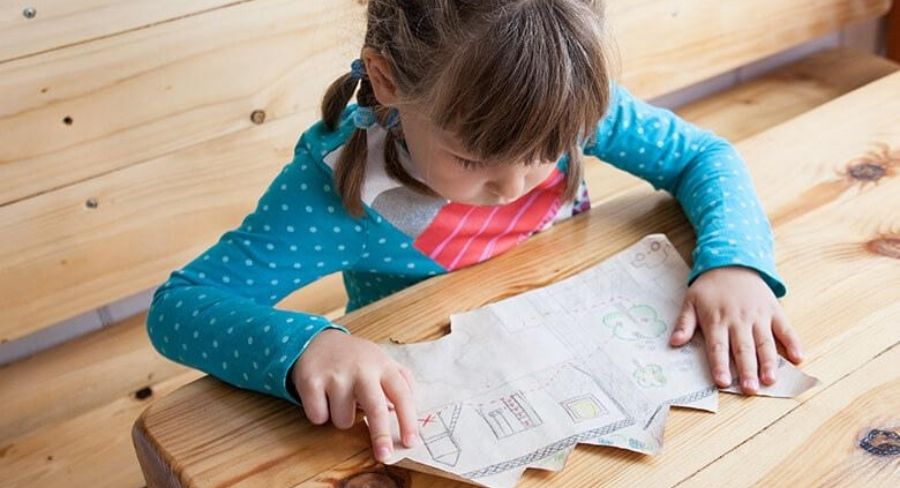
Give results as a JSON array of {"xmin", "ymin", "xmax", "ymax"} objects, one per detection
[{"xmin": 133, "ymin": 72, "xmax": 900, "ymax": 488}]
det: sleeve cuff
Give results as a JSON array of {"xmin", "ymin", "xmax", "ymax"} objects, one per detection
[
  {"xmin": 688, "ymin": 252, "xmax": 787, "ymax": 299},
  {"xmin": 274, "ymin": 321, "xmax": 352, "ymax": 406}
]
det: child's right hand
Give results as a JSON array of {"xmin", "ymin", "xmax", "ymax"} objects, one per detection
[{"xmin": 290, "ymin": 328, "xmax": 419, "ymax": 462}]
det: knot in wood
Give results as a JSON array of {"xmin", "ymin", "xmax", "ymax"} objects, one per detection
[
  {"xmin": 135, "ymin": 387, "xmax": 154, "ymax": 400},
  {"xmin": 859, "ymin": 429, "xmax": 900, "ymax": 457},
  {"xmin": 250, "ymin": 110, "xmax": 266, "ymax": 125},
  {"xmin": 848, "ymin": 162, "xmax": 886, "ymax": 182},
  {"xmin": 865, "ymin": 236, "xmax": 900, "ymax": 260}
]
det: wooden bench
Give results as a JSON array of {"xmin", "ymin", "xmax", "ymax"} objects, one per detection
[
  {"xmin": 0, "ymin": 0, "xmax": 897, "ymax": 486},
  {"xmin": 135, "ymin": 68, "xmax": 900, "ymax": 486}
]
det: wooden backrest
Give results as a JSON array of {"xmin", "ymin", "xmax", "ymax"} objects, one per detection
[{"xmin": 0, "ymin": 0, "xmax": 890, "ymax": 344}]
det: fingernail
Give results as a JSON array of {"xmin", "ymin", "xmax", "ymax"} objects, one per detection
[
  {"xmin": 717, "ymin": 373, "xmax": 730, "ymax": 385},
  {"xmin": 744, "ymin": 378, "xmax": 758, "ymax": 390},
  {"xmin": 404, "ymin": 434, "xmax": 418, "ymax": 447},
  {"xmin": 376, "ymin": 446, "xmax": 392, "ymax": 462}
]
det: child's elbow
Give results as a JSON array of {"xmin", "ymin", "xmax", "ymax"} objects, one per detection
[{"xmin": 145, "ymin": 276, "xmax": 183, "ymax": 359}]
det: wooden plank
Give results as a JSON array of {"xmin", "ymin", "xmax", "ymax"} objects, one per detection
[
  {"xmin": 0, "ymin": 370, "xmax": 203, "ymax": 488},
  {"xmin": 0, "ymin": 110, "xmax": 307, "ymax": 344},
  {"xmin": 681, "ymin": 340, "xmax": 900, "ymax": 487},
  {"xmin": 0, "ymin": 0, "xmax": 365, "ymax": 206},
  {"xmin": 606, "ymin": 0, "xmax": 891, "ymax": 99},
  {"xmin": 668, "ymin": 48, "xmax": 899, "ymax": 143},
  {"xmin": 0, "ymin": 312, "xmax": 191, "ymax": 443},
  {"xmin": 0, "ymin": 0, "xmax": 240, "ymax": 63},
  {"xmin": 131, "ymin": 72, "xmax": 900, "ymax": 487}
]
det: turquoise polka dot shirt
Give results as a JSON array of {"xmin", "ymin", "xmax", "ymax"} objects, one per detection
[{"xmin": 147, "ymin": 80, "xmax": 786, "ymax": 406}]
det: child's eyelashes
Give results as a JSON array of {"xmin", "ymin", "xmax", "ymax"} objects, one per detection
[{"xmin": 453, "ymin": 155, "xmax": 485, "ymax": 171}]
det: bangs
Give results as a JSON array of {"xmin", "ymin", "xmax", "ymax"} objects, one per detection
[{"xmin": 423, "ymin": 0, "xmax": 611, "ymax": 165}]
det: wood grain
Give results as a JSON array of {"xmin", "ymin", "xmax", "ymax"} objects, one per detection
[
  {"xmin": 0, "ymin": 312, "xmax": 190, "ymax": 442},
  {"xmin": 681, "ymin": 341, "xmax": 900, "ymax": 487},
  {"xmin": 0, "ymin": 0, "xmax": 241, "ymax": 63},
  {"xmin": 0, "ymin": 0, "xmax": 365, "ymax": 205},
  {"xmin": 0, "ymin": 370, "xmax": 203, "ymax": 488},
  {"xmin": 604, "ymin": 0, "xmax": 891, "ymax": 99},
  {"xmin": 132, "ymin": 72, "xmax": 900, "ymax": 487}
]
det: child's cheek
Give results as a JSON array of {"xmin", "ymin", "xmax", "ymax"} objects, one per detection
[
  {"xmin": 422, "ymin": 163, "xmax": 477, "ymax": 202},
  {"xmin": 451, "ymin": 173, "xmax": 489, "ymax": 202}
]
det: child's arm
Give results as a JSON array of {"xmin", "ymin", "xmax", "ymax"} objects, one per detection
[
  {"xmin": 583, "ymin": 80, "xmax": 786, "ymax": 297},
  {"xmin": 146, "ymin": 133, "xmax": 367, "ymax": 406},
  {"xmin": 582, "ymin": 81, "xmax": 804, "ymax": 395}
]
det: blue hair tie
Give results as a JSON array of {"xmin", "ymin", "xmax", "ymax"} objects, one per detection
[
  {"xmin": 353, "ymin": 106, "xmax": 377, "ymax": 129},
  {"xmin": 350, "ymin": 58, "xmax": 366, "ymax": 80},
  {"xmin": 384, "ymin": 108, "xmax": 400, "ymax": 129},
  {"xmin": 349, "ymin": 58, "xmax": 401, "ymax": 130},
  {"xmin": 353, "ymin": 107, "xmax": 401, "ymax": 130}
]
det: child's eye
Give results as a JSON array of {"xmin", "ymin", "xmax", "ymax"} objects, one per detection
[{"xmin": 454, "ymin": 156, "xmax": 484, "ymax": 171}]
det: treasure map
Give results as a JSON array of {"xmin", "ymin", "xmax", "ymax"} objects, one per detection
[{"xmin": 371, "ymin": 234, "xmax": 820, "ymax": 487}]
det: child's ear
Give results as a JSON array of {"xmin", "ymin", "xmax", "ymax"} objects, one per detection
[{"xmin": 362, "ymin": 47, "xmax": 400, "ymax": 106}]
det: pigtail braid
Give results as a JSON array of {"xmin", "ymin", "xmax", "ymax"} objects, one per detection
[
  {"xmin": 321, "ymin": 70, "xmax": 376, "ymax": 218},
  {"xmin": 321, "ymin": 72, "xmax": 358, "ymax": 132}
]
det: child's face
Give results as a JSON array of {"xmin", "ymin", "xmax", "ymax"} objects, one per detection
[{"xmin": 398, "ymin": 106, "xmax": 559, "ymax": 206}]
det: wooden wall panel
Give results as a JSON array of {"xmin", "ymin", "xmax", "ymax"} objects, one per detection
[{"xmin": 0, "ymin": 0, "xmax": 891, "ymax": 342}]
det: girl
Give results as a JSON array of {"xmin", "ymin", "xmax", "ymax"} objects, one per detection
[{"xmin": 147, "ymin": 0, "xmax": 805, "ymax": 464}]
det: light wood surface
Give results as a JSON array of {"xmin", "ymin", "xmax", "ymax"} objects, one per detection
[
  {"xmin": 1, "ymin": 0, "xmax": 890, "ymax": 344},
  {"xmin": 0, "ymin": 0, "xmax": 239, "ymax": 62},
  {"xmin": 0, "ymin": 312, "xmax": 190, "ymax": 442},
  {"xmin": 3, "ymin": 370, "xmax": 204, "ymax": 488},
  {"xmin": 132, "ymin": 71, "xmax": 900, "ymax": 487}
]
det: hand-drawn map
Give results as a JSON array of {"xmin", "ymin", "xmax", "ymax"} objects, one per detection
[{"xmin": 372, "ymin": 234, "xmax": 821, "ymax": 487}]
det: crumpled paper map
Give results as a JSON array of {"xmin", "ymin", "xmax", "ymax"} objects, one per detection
[{"xmin": 371, "ymin": 234, "xmax": 820, "ymax": 487}]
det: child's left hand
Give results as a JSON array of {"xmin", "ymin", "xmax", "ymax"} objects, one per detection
[{"xmin": 669, "ymin": 266, "xmax": 805, "ymax": 395}]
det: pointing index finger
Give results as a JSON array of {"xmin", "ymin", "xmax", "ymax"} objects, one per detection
[{"xmin": 383, "ymin": 370, "xmax": 420, "ymax": 449}]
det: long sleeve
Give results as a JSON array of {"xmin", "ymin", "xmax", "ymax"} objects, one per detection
[
  {"xmin": 146, "ymin": 132, "xmax": 369, "ymax": 406},
  {"xmin": 583, "ymin": 81, "xmax": 787, "ymax": 298}
]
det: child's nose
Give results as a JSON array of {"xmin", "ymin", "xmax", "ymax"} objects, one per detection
[{"xmin": 489, "ymin": 174, "xmax": 526, "ymax": 202}]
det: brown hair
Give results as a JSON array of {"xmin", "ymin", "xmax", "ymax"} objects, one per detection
[{"xmin": 321, "ymin": 0, "xmax": 615, "ymax": 218}]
